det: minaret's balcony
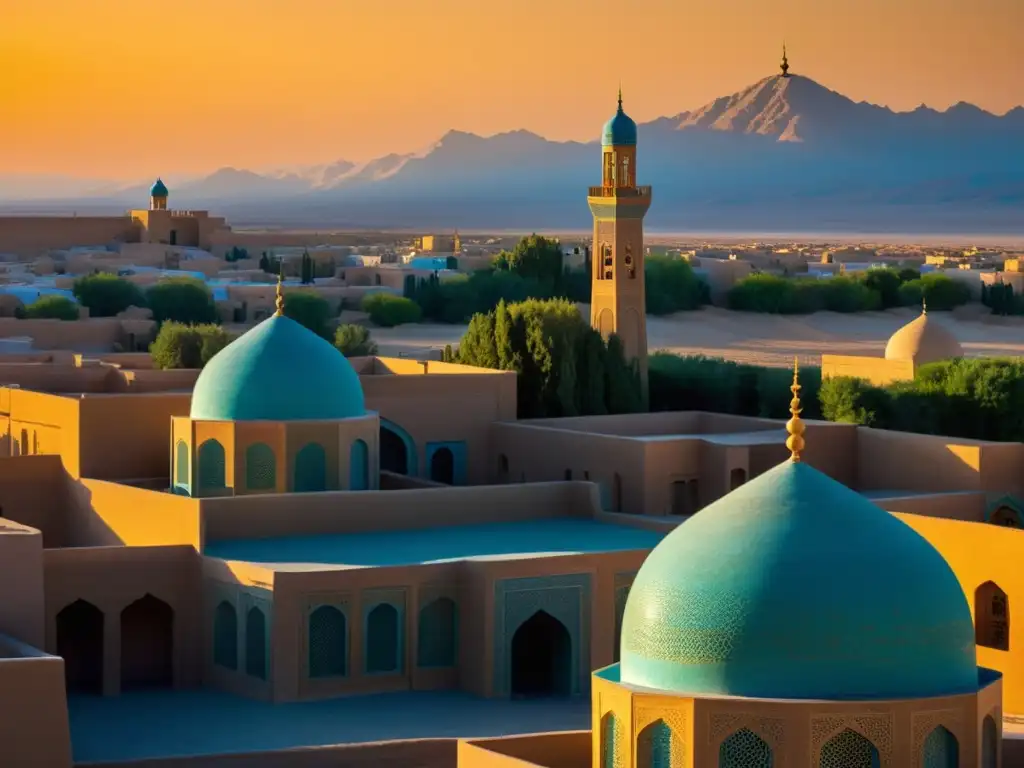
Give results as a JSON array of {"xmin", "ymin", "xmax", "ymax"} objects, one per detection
[{"xmin": 588, "ymin": 185, "xmax": 652, "ymax": 199}]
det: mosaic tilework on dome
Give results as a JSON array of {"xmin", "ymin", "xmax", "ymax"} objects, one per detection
[{"xmin": 619, "ymin": 459, "xmax": 979, "ymax": 700}]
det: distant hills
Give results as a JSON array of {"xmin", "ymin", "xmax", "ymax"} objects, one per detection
[{"xmin": 3, "ymin": 73, "xmax": 1023, "ymax": 233}]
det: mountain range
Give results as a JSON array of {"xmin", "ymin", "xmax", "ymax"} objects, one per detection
[{"xmin": 3, "ymin": 73, "xmax": 1023, "ymax": 233}]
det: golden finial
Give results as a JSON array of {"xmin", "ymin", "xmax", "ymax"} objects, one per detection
[
  {"xmin": 922, "ymin": 295, "xmax": 927, "ymax": 315},
  {"xmin": 785, "ymin": 356, "xmax": 805, "ymax": 462},
  {"xmin": 780, "ymin": 42, "xmax": 790, "ymax": 78},
  {"xmin": 273, "ymin": 271, "xmax": 284, "ymax": 317}
]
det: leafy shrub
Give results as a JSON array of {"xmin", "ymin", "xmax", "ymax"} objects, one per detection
[
  {"xmin": 362, "ymin": 293, "xmax": 422, "ymax": 327},
  {"xmin": 72, "ymin": 274, "xmax": 146, "ymax": 317},
  {"xmin": 146, "ymin": 278, "xmax": 219, "ymax": 325},
  {"xmin": 150, "ymin": 322, "xmax": 233, "ymax": 369},
  {"xmin": 334, "ymin": 324, "xmax": 377, "ymax": 357},
  {"xmin": 22, "ymin": 295, "xmax": 80, "ymax": 320},
  {"xmin": 282, "ymin": 291, "xmax": 332, "ymax": 339}
]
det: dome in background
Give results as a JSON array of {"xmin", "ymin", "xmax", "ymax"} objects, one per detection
[
  {"xmin": 885, "ymin": 309, "xmax": 963, "ymax": 365},
  {"xmin": 190, "ymin": 314, "xmax": 366, "ymax": 422},
  {"xmin": 602, "ymin": 91, "xmax": 638, "ymax": 147},
  {"xmin": 150, "ymin": 178, "xmax": 169, "ymax": 197},
  {"xmin": 619, "ymin": 459, "xmax": 977, "ymax": 701}
]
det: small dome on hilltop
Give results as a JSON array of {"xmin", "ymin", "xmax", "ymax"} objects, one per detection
[{"xmin": 150, "ymin": 178, "xmax": 169, "ymax": 197}]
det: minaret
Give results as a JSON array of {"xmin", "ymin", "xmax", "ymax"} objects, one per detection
[
  {"xmin": 588, "ymin": 89, "xmax": 652, "ymax": 389},
  {"xmin": 780, "ymin": 43, "xmax": 791, "ymax": 78},
  {"xmin": 150, "ymin": 178, "xmax": 169, "ymax": 211}
]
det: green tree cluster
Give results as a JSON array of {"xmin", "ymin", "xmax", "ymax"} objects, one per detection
[
  {"xmin": 258, "ymin": 252, "xmax": 282, "ymax": 275},
  {"xmin": 149, "ymin": 322, "xmax": 233, "ymax": 370},
  {"xmin": 283, "ymin": 291, "xmax": 333, "ymax": 339},
  {"xmin": 71, "ymin": 274, "xmax": 220, "ymax": 324},
  {"xmin": 403, "ymin": 239, "xmax": 707, "ymax": 325},
  {"xmin": 72, "ymin": 274, "xmax": 147, "ymax": 317},
  {"xmin": 21, "ymin": 295, "xmax": 80, "ymax": 321},
  {"xmin": 450, "ymin": 298, "xmax": 643, "ymax": 418},
  {"xmin": 981, "ymin": 283, "xmax": 1024, "ymax": 316},
  {"xmin": 648, "ymin": 353, "xmax": 823, "ymax": 419},
  {"xmin": 726, "ymin": 269, "xmax": 970, "ymax": 314},
  {"xmin": 820, "ymin": 358, "xmax": 1024, "ymax": 441},
  {"xmin": 647, "ymin": 352, "xmax": 1024, "ymax": 444},
  {"xmin": 146, "ymin": 278, "xmax": 219, "ymax": 325},
  {"xmin": 334, "ymin": 324, "xmax": 377, "ymax": 357},
  {"xmin": 362, "ymin": 293, "xmax": 422, "ymax": 327},
  {"xmin": 300, "ymin": 251, "xmax": 315, "ymax": 284}
]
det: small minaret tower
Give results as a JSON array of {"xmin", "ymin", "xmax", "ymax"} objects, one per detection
[
  {"xmin": 780, "ymin": 43, "xmax": 791, "ymax": 78},
  {"xmin": 587, "ymin": 88, "xmax": 652, "ymax": 389},
  {"xmin": 150, "ymin": 178, "xmax": 169, "ymax": 211}
]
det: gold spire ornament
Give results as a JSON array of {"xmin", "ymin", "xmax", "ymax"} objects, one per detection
[
  {"xmin": 786, "ymin": 356, "xmax": 805, "ymax": 462},
  {"xmin": 922, "ymin": 296, "xmax": 928, "ymax": 315},
  {"xmin": 780, "ymin": 43, "xmax": 790, "ymax": 78},
  {"xmin": 273, "ymin": 272, "xmax": 285, "ymax": 317}
]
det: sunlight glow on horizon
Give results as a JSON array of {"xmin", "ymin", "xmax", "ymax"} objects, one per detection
[{"xmin": 2, "ymin": 0, "xmax": 1021, "ymax": 179}]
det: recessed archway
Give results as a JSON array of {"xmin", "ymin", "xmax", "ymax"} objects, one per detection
[
  {"xmin": 430, "ymin": 447, "xmax": 455, "ymax": 484},
  {"xmin": 56, "ymin": 599, "xmax": 104, "ymax": 695},
  {"xmin": 380, "ymin": 425, "xmax": 410, "ymax": 475},
  {"xmin": 120, "ymin": 594, "xmax": 174, "ymax": 691},
  {"xmin": 510, "ymin": 610, "xmax": 572, "ymax": 698}
]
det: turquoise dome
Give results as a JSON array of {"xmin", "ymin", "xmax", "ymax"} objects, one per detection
[
  {"xmin": 190, "ymin": 315, "xmax": 365, "ymax": 421},
  {"xmin": 150, "ymin": 178, "xmax": 169, "ymax": 197},
  {"xmin": 620, "ymin": 460, "xmax": 978, "ymax": 700},
  {"xmin": 602, "ymin": 97, "xmax": 637, "ymax": 147}
]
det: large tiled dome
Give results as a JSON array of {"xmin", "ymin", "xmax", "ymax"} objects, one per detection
[
  {"xmin": 619, "ymin": 459, "xmax": 977, "ymax": 700},
  {"xmin": 190, "ymin": 314, "xmax": 365, "ymax": 421}
]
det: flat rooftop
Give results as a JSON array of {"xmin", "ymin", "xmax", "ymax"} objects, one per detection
[
  {"xmin": 859, "ymin": 489, "xmax": 981, "ymax": 500},
  {"xmin": 633, "ymin": 429, "xmax": 786, "ymax": 446},
  {"xmin": 68, "ymin": 690, "xmax": 590, "ymax": 763},
  {"xmin": 203, "ymin": 518, "xmax": 665, "ymax": 571}
]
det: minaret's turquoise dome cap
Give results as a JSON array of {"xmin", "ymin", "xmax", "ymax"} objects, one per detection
[
  {"xmin": 150, "ymin": 178, "xmax": 169, "ymax": 197},
  {"xmin": 620, "ymin": 460, "xmax": 978, "ymax": 700},
  {"xmin": 190, "ymin": 314, "xmax": 366, "ymax": 421},
  {"xmin": 601, "ymin": 90, "xmax": 637, "ymax": 147}
]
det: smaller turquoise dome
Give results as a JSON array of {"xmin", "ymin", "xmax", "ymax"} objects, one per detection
[
  {"xmin": 620, "ymin": 460, "xmax": 977, "ymax": 701},
  {"xmin": 601, "ymin": 93, "xmax": 637, "ymax": 147},
  {"xmin": 190, "ymin": 314, "xmax": 365, "ymax": 421},
  {"xmin": 150, "ymin": 178, "xmax": 169, "ymax": 197}
]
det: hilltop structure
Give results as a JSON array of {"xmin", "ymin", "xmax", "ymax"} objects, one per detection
[
  {"xmin": 0, "ymin": 105, "xmax": 1022, "ymax": 768},
  {"xmin": 0, "ymin": 179, "xmax": 232, "ymax": 256},
  {"xmin": 588, "ymin": 91, "xmax": 652, "ymax": 386}
]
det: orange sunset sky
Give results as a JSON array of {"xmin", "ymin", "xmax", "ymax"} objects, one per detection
[{"xmin": 2, "ymin": 0, "xmax": 1022, "ymax": 180}]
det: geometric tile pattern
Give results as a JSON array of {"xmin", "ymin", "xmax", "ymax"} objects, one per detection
[
  {"xmin": 818, "ymin": 729, "xmax": 880, "ymax": 768},
  {"xmin": 921, "ymin": 726, "xmax": 958, "ymax": 768},
  {"xmin": 719, "ymin": 728, "xmax": 773, "ymax": 768},
  {"xmin": 601, "ymin": 712, "xmax": 621, "ymax": 768},
  {"xmin": 812, "ymin": 715, "xmax": 892, "ymax": 767},
  {"xmin": 636, "ymin": 707, "xmax": 687, "ymax": 768},
  {"xmin": 493, "ymin": 574, "xmax": 590, "ymax": 697},
  {"xmin": 308, "ymin": 605, "xmax": 347, "ymax": 677}
]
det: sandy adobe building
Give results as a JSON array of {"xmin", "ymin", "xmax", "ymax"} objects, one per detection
[
  {"xmin": 0, "ymin": 93, "xmax": 1023, "ymax": 768},
  {"xmin": 821, "ymin": 299, "xmax": 966, "ymax": 385}
]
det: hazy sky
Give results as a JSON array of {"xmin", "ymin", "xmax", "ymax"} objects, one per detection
[{"xmin": 3, "ymin": 0, "xmax": 1022, "ymax": 179}]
